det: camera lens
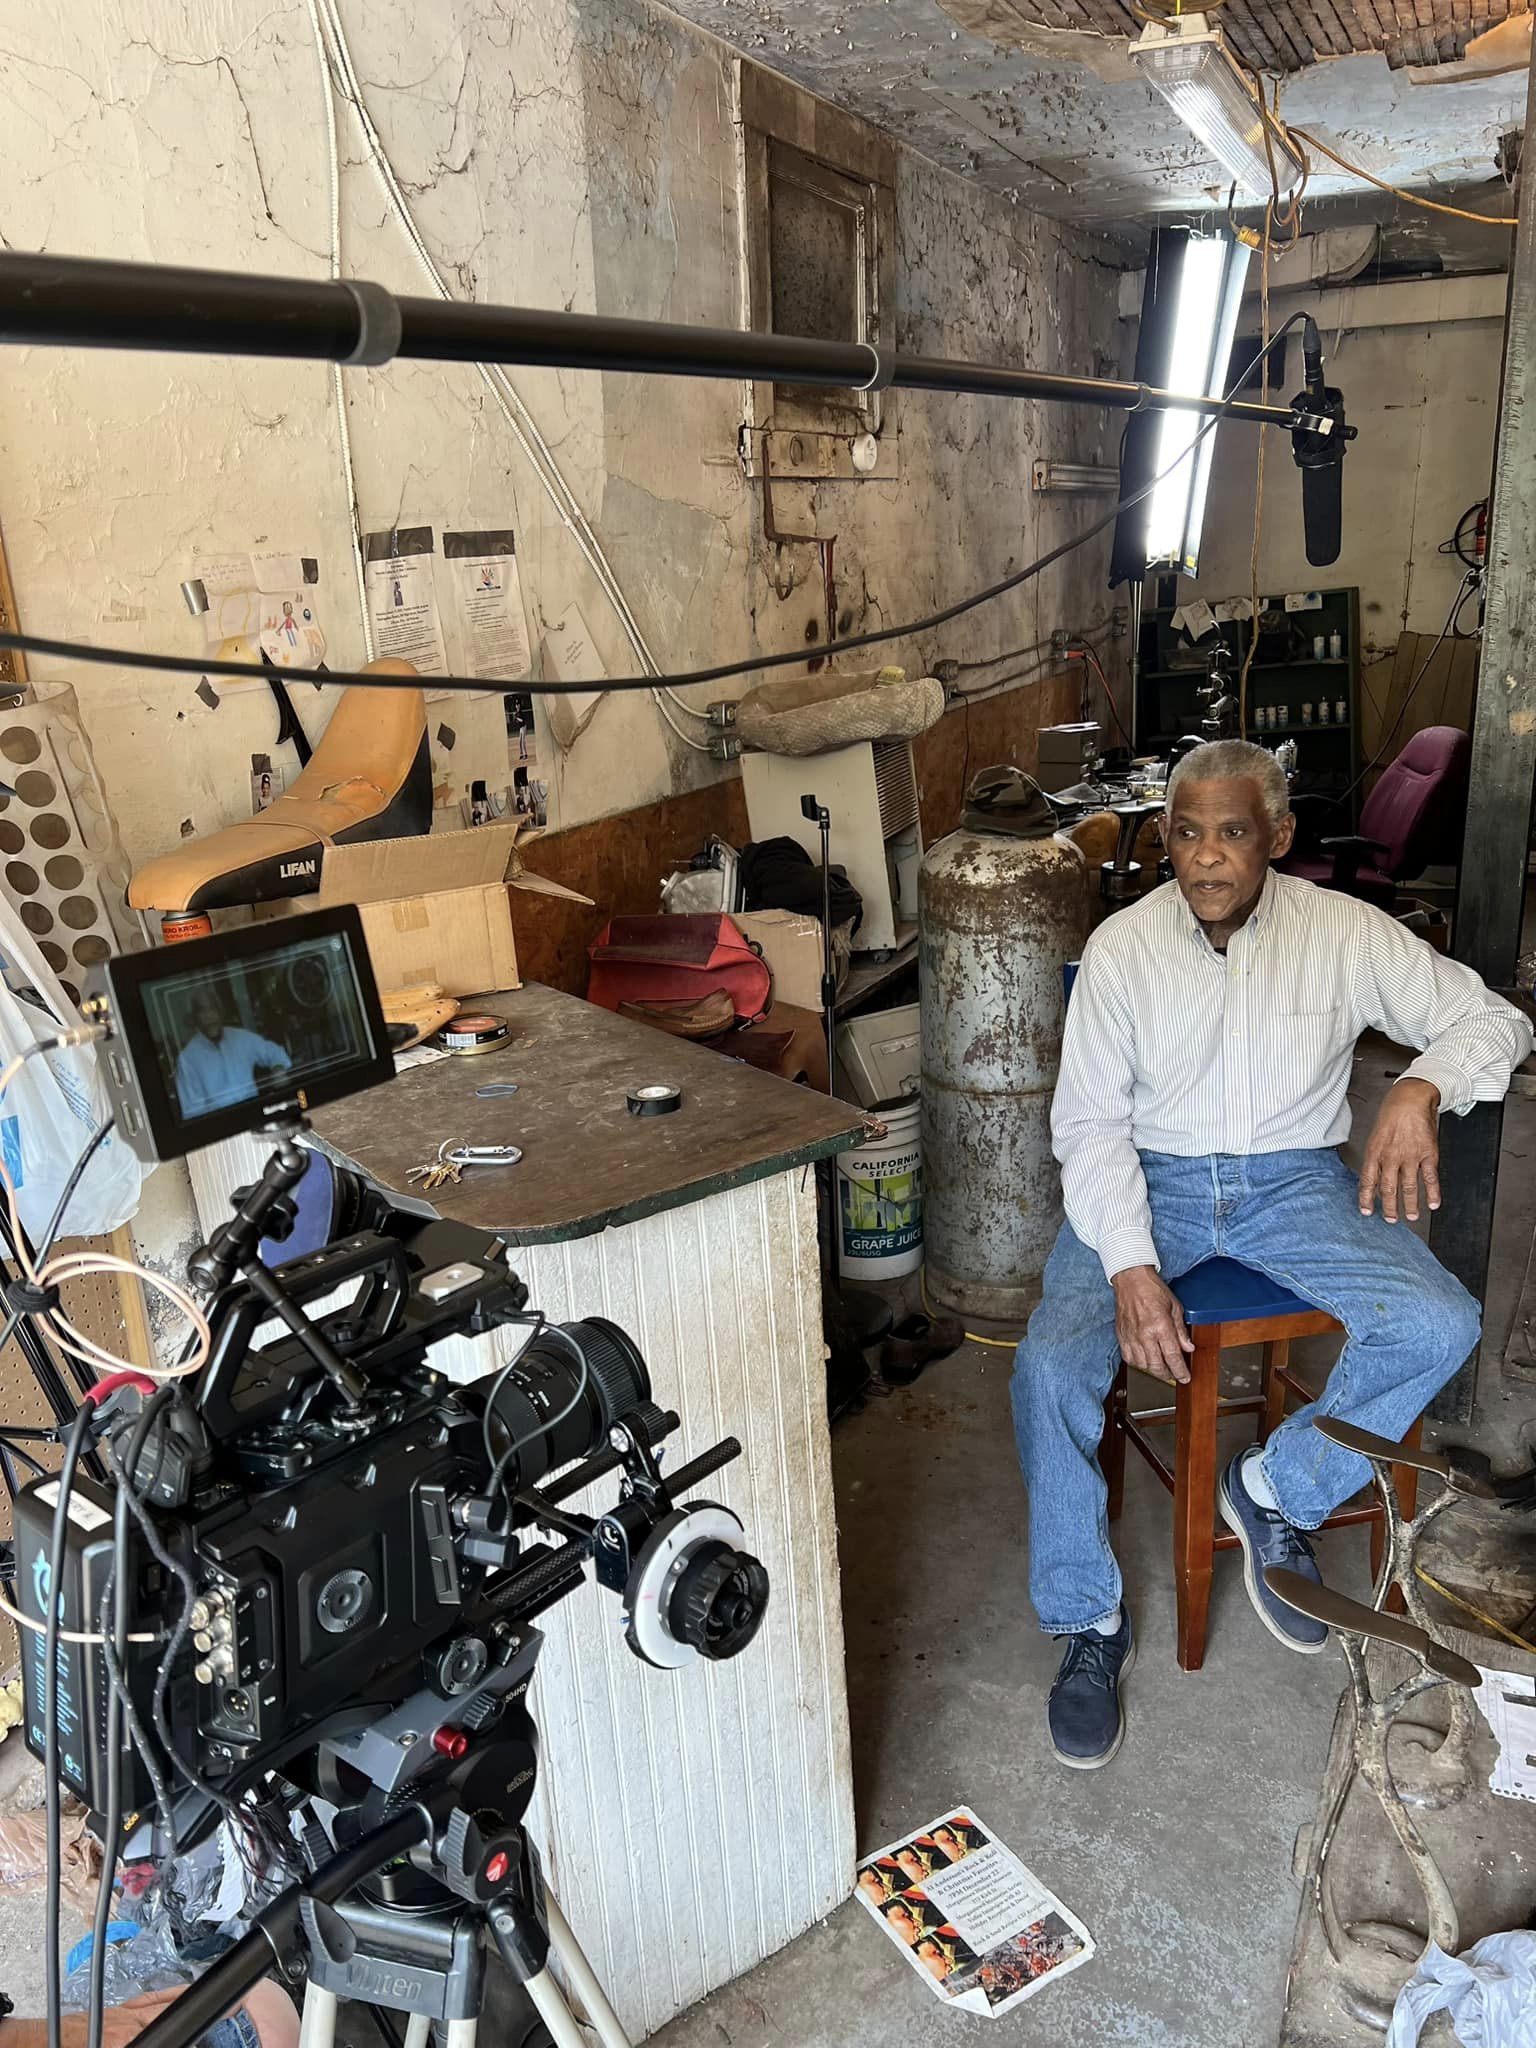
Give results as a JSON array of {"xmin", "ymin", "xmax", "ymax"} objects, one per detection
[
  {"xmin": 480, "ymin": 1317, "xmax": 650, "ymax": 1490},
  {"xmin": 666, "ymin": 1541, "xmax": 770, "ymax": 1662}
]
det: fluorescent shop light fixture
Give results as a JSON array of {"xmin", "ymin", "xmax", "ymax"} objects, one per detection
[
  {"xmin": 1143, "ymin": 230, "xmax": 1251, "ymax": 575},
  {"xmin": 1130, "ymin": 12, "xmax": 1304, "ymax": 200}
]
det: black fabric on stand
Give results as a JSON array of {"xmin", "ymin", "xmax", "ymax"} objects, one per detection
[{"xmin": 739, "ymin": 838, "xmax": 863, "ymax": 934}]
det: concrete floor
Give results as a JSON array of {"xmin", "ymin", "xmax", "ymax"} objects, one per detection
[
  {"xmin": 653, "ymin": 1038, "xmax": 1536, "ymax": 2048},
  {"xmin": 0, "ymin": 1032, "xmax": 1532, "ymax": 2046}
]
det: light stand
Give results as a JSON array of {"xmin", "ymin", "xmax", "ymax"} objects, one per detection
[
  {"xmin": 798, "ymin": 793, "xmax": 838, "ymax": 1087},
  {"xmin": 796, "ymin": 791, "xmax": 893, "ymax": 1364}
]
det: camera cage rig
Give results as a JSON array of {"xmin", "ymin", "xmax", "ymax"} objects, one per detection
[{"xmin": 6, "ymin": 912, "xmax": 770, "ymax": 2048}]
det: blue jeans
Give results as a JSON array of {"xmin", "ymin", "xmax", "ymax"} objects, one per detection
[{"xmin": 1011, "ymin": 1148, "xmax": 1480, "ymax": 1634}]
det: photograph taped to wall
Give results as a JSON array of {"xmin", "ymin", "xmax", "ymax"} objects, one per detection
[
  {"xmin": 855, "ymin": 1807, "xmax": 1093, "ymax": 2015},
  {"xmin": 186, "ymin": 550, "xmax": 323, "ymax": 685}
]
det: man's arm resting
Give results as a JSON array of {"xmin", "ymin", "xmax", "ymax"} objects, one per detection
[
  {"xmin": 1358, "ymin": 1076, "xmax": 1441, "ymax": 1223},
  {"xmin": 1112, "ymin": 1265, "xmax": 1194, "ymax": 1386}
]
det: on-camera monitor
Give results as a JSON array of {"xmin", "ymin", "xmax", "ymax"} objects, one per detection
[{"xmin": 142, "ymin": 928, "xmax": 374, "ymax": 1122}]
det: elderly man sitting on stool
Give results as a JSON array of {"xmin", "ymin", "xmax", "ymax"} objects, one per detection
[{"xmin": 1014, "ymin": 738, "xmax": 1533, "ymax": 1770}]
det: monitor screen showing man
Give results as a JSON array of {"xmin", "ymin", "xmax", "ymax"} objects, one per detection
[
  {"xmin": 174, "ymin": 989, "xmax": 293, "ymax": 1116},
  {"xmin": 141, "ymin": 928, "xmax": 375, "ymax": 1126}
]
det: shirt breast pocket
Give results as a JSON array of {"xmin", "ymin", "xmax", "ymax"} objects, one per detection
[{"xmin": 1278, "ymin": 1004, "xmax": 1354, "ymax": 1061}]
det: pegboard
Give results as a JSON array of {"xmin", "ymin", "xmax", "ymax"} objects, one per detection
[
  {"xmin": 0, "ymin": 1230, "xmax": 151, "ymax": 1674},
  {"xmin": 0, "ymin": 709, "xmax": 122, "ymax": 1009}
]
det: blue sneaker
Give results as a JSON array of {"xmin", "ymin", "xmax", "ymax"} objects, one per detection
[
  {"xmin": 1047, "ymin": 1612, "xmax": 1135, "ymax": 1769},
  {"xmin": 1219, "ymin": 1450, "xmax": 1328, "ymax": 1653}
]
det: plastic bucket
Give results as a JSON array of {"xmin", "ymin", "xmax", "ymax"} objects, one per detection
[{"xmin": 836, "ymin": 1094, "xmax": 922, "ymax": 1281}]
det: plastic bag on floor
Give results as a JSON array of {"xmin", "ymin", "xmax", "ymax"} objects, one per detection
[
  {"xmin": 60, "ymin": 1835, "xmax": 232, "ymax": 2011},
  {"xmin": 1386, "ymin": 1932, "xmax": 1536, "ymax": 2046},
  {"xmin": 61, "ymin": 1916, "xmax": 193, "ymax": 2010}
]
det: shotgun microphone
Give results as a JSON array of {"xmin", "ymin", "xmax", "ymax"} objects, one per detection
[{"xmin": 1291, "ymin": 315, "xmax": 1347, "ymax": 568}]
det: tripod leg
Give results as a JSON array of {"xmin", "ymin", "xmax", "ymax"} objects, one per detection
[
  {"xmin": 299, "ymin": 1985, "xmax": 339, "ymax": 2048},
  {"xmin": 403, "ymin": 2018, "xmax": 432, "ymax": 2048},
  {"xmin": 523, "ymin": 1972, "xmax": 596, "ymax": 2048},
  {"xmin": 545, "ymin": 1897, "xmax": 632, "ymax": 2048}
]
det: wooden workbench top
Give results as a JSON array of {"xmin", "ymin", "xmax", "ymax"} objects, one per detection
[{"xmin": 312, "ymin": 983, "xmax": 866, "ymax": 1245}]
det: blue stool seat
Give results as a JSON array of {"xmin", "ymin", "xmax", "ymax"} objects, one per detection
[{"xmin": 1171, "ymin": 1257, "xmax": 1312, "ymax": 1326}]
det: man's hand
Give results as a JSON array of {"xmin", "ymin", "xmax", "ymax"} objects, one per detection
[
  {"xmin": 1358, "ymin": 1077, "xmax": 1442, "ymax": 1223},
  {"xmin": 1112, "ymin": 1265, "xmax": 1194, "ymax": 1385}
]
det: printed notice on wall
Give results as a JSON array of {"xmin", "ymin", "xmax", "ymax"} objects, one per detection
[
  {"xmin": 364, "ymin": 526, "xmax": 448, "ymax": 676},
  {"xmin": 855, "ymin": 1808, "xmax": 1093, "ymax": 2015},
  {"xmin": 442, "ymin": 528, "xmax": 531, "ymax": 681}
]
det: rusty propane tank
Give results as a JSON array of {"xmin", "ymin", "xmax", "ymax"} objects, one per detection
[{"xmin": 919, "ymin": 827, "xmax": 1091, "ymax": 1321}]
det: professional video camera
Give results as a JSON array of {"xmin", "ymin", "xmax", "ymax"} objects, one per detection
[{"xmin": 12, "ymin": 907, "xmax": 769, "ymax": 2048}]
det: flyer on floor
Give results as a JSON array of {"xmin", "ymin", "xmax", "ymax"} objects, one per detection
[{"xmin": 855, "ymin": 1806, "xmax": 1094, "ymax": 2016}]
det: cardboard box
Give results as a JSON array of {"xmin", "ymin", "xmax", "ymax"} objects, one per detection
[
  {"xmin": 735, "ymin": 909, "xmax": 828, "ymax": 1011},
  {"xmin": 316, "ymin": 821, "xmax": 591, "ymax": 997}
]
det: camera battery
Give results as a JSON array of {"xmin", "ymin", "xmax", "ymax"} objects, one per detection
[{"xmin": 14, "ymin": 1473, "xmax": 161, "ymax": 1813}]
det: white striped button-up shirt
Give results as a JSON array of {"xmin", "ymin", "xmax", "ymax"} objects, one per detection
[{"xmin": 1054, "ymin": 869, "xmax": 1534, "ymax": 1282}]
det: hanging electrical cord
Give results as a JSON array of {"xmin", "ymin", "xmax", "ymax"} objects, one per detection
[
  {"xmin": 1340, "ymin": 569, "xmax": 1477, "ymax": 803},
  {"xmin": 1286, "ymin": 126, "xmax": 1517, "ymax": 228},
  {"xmin": 305, "ymin": 0, "xmax": 375, "ymax": 662},
  {"xmin": 1070, "ymin": 642, "xmax": 1134, "ymax": 751},
  {"xmin": 0, "ymin": 312, "xmax": 1316, "ymax": 704},
  {"xmin": 950, "ymin": 621, "xmax": 1113, "ymax": 675},
  {"xmin": 312, "ymin": 0, "xmax": 714, "ymax": 751},
  {"xmin": 1238, "ymin": 198, "xmax": 1275, "ymax": 736}
]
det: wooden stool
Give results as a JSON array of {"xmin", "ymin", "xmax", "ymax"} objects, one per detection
[{"xmin": 1101, "ymin": 1257, "xmax": 1425, "ymax": 1671}]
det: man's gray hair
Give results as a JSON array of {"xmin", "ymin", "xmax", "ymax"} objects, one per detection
[{"xmin": 1165, "ymin": 740, "xmax": 1291, "ymax": 826}]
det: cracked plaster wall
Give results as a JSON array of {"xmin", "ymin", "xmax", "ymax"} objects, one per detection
[{"xmin": 0, "ymin": 0, "xmax": 1122, "ymax": 879}]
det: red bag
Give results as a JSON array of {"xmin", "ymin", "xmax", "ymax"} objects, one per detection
[{"xmin": 587, "ymin": 914, "xmax": 772, "ymax": 1026}]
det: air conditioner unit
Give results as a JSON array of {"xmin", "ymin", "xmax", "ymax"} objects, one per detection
[{"xmin": 741, "ymin": 738, "xmax": 921, "ymax": 953}]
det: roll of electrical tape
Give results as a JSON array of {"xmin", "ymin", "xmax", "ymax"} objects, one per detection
[
  {"xmin": 626, "ymin": 1083, "xmax": 682, "ymax": 1117},
  {"xmin": 437, "ymin": 1013, "xmax": 511, "ymax": 1055}
]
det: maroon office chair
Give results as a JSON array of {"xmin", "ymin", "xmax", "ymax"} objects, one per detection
[{"xmin": 1281, "ymin": 725, "xmax": 1470, "ymax": 911}]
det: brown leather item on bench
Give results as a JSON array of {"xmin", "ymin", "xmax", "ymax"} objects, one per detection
[{"xmin": 129, "ymin": 659, "xmax": 433, "ymax": 915}]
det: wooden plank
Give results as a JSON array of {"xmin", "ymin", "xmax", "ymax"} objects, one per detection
[
  {"xmin": 1357, "ymin": 631, "xmax": 1479, "ymax": 794},
  {"xmin": 1311, "ymin": 0, "xmax": 1358, "ymax": 52},
  {"xmin": 1279, "ymin": 14, "xmax": 1317, "ymax": 64},
  {"xmin": 1346, "ymin": 0, "xmax": 1391, "ymax": 47},
  {"xmin": 110, "ymin": 1224, "xmax": 154, "ymax": 1370},
  {"xmin": 514, "ymin": 777, "xmax": 748, "ymax": 996},
  {"xmin": 312, "ymin": 982, "xmax": 865, "ymax": 1245},
  {"xmin": 0, "ymin": 515, "xmax": 28, "ymax": 695},
  {"xmin": 1427, "ymin": 31, "xmax": 1536, "ymax": 1422},
  {"xmin": 1226, "ymin": 0, "xmax": 1286, "ymax": 68}
]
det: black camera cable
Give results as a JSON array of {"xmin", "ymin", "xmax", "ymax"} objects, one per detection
[
  {"xmin": 479, "ymin": 1312, "xmax": 547, "ymax": 1483},
  {"xmin": 43, "ymin": 1400, "xmax": 98, "ymax": 2048},
  {"xmin": 0, "ymin": 316, "xmax": 1318, "ymax": 705},
  {"xmin": 0, "ymin": 1120, "xmax": 116, "ymax": 1501},
  {"xmin": 485, "ymin": 1322, "xmax": 591, "ymax": 1507},
  {"xmin": 114, "ymin": 1441, "xmax": 301, "ymax": 1885},
  {"xmin": 87, "ymin": 1387, "xmax": 174, "ymax": 2048}
]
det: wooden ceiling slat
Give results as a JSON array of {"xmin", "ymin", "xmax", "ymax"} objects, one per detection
[
  {"xmin": 1219, "ymin": 0, "xmax": 1284, "ymax": 69},
  {"xmin": 1349, "ymin": 0, "xmax": 1392, "ymax": 44},
  {"xmin": 992, "ymin": 0, "xmax": 1514, "ymax": 76},
  {"xmin": 1313, "ymin": 0, "xmax": 1361, "ymax": 50}
]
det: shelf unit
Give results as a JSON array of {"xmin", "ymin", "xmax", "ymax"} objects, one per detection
[{"xmin": 1136, "ymin": 582, "xmax": 1361, "ymax": 819}]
